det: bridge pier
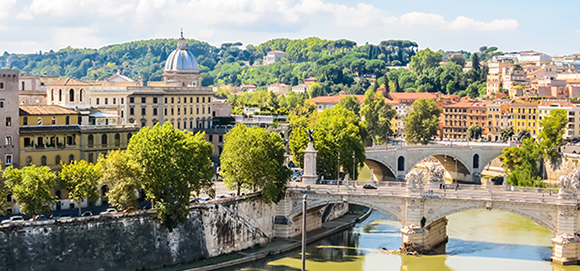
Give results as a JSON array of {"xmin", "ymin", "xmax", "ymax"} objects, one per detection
[
  {"xmin": 401, "ymin": 217, "xmax": 448, "ymax": 254},
  {"xmin": 552, "ymin": 193, "xmax": 580, "ymax": 265}
]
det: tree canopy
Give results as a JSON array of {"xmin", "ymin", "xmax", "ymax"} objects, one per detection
[
  {"xmin": 220, "ymin": 124, "xmax": 290, "ymax": 204},
  {"xmin": 3, "ymin": 165, "xmax": 58, "ymax": 215},
  {"xmin": 98, "ymin": 150, "xmax": 142, "ymax": 210},
  {"xmin": 127, "ymin": 122, "xmax": 214, "ymax": 227},
  {"xmin": 59, "ymin": 160, "xmax": 101, "ymax": 215},
  {"xmin": 360, "ymin": 91, "xmax": 396, "ymax": 145},
  {"xmin": 404, "ymin": 98, "xmax": 441, "ymax": 144}
]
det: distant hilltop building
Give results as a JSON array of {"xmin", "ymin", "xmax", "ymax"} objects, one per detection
[
  {"xmin": 161, "ymin": 32, "xmax": 200, "ymax": 87},
  {"xmin": 263, "ymin": 50, "xmax": 285, "ymax": 65}
]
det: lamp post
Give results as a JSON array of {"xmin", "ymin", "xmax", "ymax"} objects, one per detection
[
  {"xmin": 337, "ymin": 152, "xmax": 340, "ymax": 185},
  {"xmin": 302, "ymin": 194, "xmax": 307, "ymax": 271},
  {"xmin": 352, "ymin": 151, "xmax": 356, "ymax": 182}
]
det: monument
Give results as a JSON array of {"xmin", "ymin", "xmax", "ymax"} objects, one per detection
[{"xmin": 302, "ymin": 129, "xmax": 318, "ymax": 184}]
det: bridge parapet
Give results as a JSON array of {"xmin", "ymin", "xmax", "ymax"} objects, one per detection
[{"xmin": 284, "ymin": 182, "xmax": 580, "ymax": 265}]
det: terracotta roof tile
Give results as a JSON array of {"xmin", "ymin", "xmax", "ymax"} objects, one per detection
[
  {"xmin": 19, "ymin": 105, "xmax": 79, "ymax": 115},
  {"xmin": 46, "ymin": 78, "xmax": 92, "ymax": 86}
]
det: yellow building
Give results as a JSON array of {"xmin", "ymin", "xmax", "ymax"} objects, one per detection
[
  {"xmin": 19, "ymin": 105, "xmax": 82, "ymax": 169},
  {"xmin": 510, "ymin": 102, "xmax": 539, "ymax": 137},
  {"xmin": 486, "ymin": 102, "xmax": 511, "ymax": 141}
]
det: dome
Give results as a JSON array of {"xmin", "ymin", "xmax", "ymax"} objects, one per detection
[{"xmin": 164, "ymin": 37, "xmax": 198, "ymax": 72}]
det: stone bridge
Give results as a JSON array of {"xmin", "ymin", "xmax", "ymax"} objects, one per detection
[
  {"xmin": 275, "ymin": 182, "xmax": 580, "ymax": 265},
  {"xmin": 364, "ymin": 143, "xmax": 507, "ymax": 184}
]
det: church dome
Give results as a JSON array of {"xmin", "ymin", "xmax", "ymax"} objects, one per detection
[{"xmin": 164, "ymin": 36, "xmax": 198, "ymax": 72}]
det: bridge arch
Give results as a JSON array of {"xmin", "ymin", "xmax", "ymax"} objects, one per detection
[
  {"xmin": 425, "ymin": 204, "xmax": 556, "ymax": 234},
  {"xmin": 408, "ymin": 152, "xmax": 472, "ymax": 176},
  {"xmin": 364, "ymin": 158, "xmax": 396, "ymax": 182},
  {"xmin": 287, "ymin": 195, "xmax": 404, "ymax": 225}
]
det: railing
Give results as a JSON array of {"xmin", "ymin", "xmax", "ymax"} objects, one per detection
[{"xmin": 287, "ymin": 181, "xmax": 564, "ymax": 204}]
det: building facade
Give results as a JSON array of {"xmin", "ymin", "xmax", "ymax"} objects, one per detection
[
  {"xmin": 0, "ymin": 70, "xmax": 20, "ymax": 166},
  {"xmin": 510, "ymin": 102, "xmax": 539, "ymax": 137}
]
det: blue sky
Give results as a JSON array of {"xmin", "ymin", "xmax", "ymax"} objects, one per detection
[{"xmin": 1, "ymin": 0, "xmax": 578, "ymax": 55}]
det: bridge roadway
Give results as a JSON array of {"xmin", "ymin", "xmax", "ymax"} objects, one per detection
[
  {"xmin": 364, "ymin": 143, "xmax": 508, "ymax": 183},
  {"xmin": 275, "ymin": 181, "xmax": 580, "ymax": 265}
]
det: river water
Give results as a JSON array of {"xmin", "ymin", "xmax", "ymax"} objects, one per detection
[{"xmin": 229, "ymin": 210, "xmax": 580, "ymax": 271}]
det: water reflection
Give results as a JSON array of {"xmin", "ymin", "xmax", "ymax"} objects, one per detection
[{"xmin": 230, "ymin": 210, "xmax": 580, "ymax": 271}]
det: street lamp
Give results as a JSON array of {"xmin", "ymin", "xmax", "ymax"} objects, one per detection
[{"xmin": 302, "ymin": 195, "xmax": 307, "ymax": 271}]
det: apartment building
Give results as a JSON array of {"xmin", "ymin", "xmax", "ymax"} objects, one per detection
[
  {"xmin": 510, "ymin": 102, "xmax": 539, "ymax": 137},
  {"xmin": 0, "ymin": 70, "xmax": 20, "ymax": 166}
]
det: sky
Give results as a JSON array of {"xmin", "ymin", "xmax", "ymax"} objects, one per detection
[{"xmin": 1, "ymin": 0, "xmax": 578, "ymax": 55}]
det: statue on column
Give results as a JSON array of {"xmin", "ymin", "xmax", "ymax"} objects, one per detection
[
  {"xmin": 558, "ymin": 168, "xmax": 580, "ymax": 195},
  {"xmin": 427, "ymin": 164, "xmax": 444, "ymax": 184}
]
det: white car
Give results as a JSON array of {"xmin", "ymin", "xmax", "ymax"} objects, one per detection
[
  {"xmin": 99, "ymin": 208, "xmax": 117, "ymax": 215},
  {"xmin": 1, "ymin": 216, "xmax": 24, "ymax": 224}
]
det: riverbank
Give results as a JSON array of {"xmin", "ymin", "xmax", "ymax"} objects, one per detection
[{"xmin": 168, "ymin": 206, "xmax": 372, "ymax": 271}]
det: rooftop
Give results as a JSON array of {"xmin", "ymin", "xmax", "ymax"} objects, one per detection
[
  {"xmin": 19, "ymin": 105, "xmax": 79, "ymax": 116},
  {"xmin": 45, "ymin": 78, "xmax": 92, "ymax": 86}
]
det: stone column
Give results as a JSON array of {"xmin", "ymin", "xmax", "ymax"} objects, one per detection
[
  {"xmin": 302, "ymin": 142, "xmax": 318, "ymax": 184},
  {"xmin": 552, "ymin": 192, "xmax": 580, "ymax": 265}
]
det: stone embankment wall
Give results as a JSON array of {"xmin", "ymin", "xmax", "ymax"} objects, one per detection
[{"xmin": 0, "ymin": 196, "xmax": 276, "ymax": 271}]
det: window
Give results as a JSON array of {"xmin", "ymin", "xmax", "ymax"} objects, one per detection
[
  {"xmin": 22, "ymin": 81, "xmax": 25, "ymax": 91},
  {"xmin": 183, "ymin": 121, "xmax": 187, "ymax": 129},
  {"xmin": 165, "ymin": 97, "xmax": 168, "ymax": 103},
  {"xmin": 59, "ymin": 89, "xmax": 62, "ymax": 101},
  {"xmin": 0, "ymin": 99, "xmax": 4, "ymax": 108},
  {"xmin": 52, "ymin": 117, "xmax": 56, "ymax": 125},
  {"xmin": 25, "ymin": 156, "xmax": 32, "ymax": 166},
  {"xmin": 130, "ymin": 97, "xmax": 135, "ymax": 103},
  {"xmin": 55, "ymin": 155, "xmax": 61, "ymax": 165},
  {"xmin": 23, "ymin": 137, "xmax": 31, "ymax": 147},
  {"xmin": 121, "ymin": 110, "xmax": 124, "ymax": 118},
  {"xmin": 197, "ymin": 107, "xmax": 199, "ymax": 114},
  {"xmin": 202, "ymin": 107, "xmax": 205, "ymax": 114},
  {"xmin": 69, "ymin": 89, "xmax": 74, "ymax": 102},
  {"xmin": 196, "ymin": 97, "xmax": 199, "ymax": 103},
  {"xmin": 88, "ymin": 153, "xmax": 94, "ymax": 163},
  {"xmin": 171, "ymin": 97, "xmax": 174, "ymax": 103},
  {"xmin": 80, "ymin": 89, "xmax": 83, "ymax": 102},
  {"xmin": 23, "ymin": 117, "xmax": 28, "ymax": 126},
  {"xmin": 41, "ymin": 156, "xmax": 47, "ymax": 166},
  {"xmin": 177, "ymin": 122, "xmax": 180, "ymax": 129},
  {"xmin": 4, "ymin": 154, "xmax": 12, "ymax": 165},
  {"xmin": 67, "ymin": 135, "xmax": 74, "ymax": 145},
  {"xmin": 127, "ymin": 133, "xmax": 132, "ymax": 141},
  {"xmin": 101, "ymin": 134, "xmax": 108, "ymax": 147},
  {"xmin": 397, "ymin": 156, "xmax": 405, "ymax": 171},
  {"xmin": 164, "ymin": 108, "xmax": 167, "ymax": 115},
  {"xmin": 190, "ymin": 97, "xmax": 193, "ymax": 103},
  {"xmin": 141, "ymin": 121, "xmax": 146, "ymax": 128},
  {"xmin": 218, "ymin": 135, "xmax": 223, "ymax": 143},
  {"xmin": 171, "ymin": 108, "xmax": 174, "ymax": 115},
  {"xmin": 5, "ymin": 117, "xmax": 11, "ymax": 127},
  {"xmin": 178, "ymin": 97, "xmax": 181, "ymax": 103},
  {"xmin": 121, "ymin": 98, "xmax": 124, "ymax": 104},
  {"xmin": 130, "ymin": 107, "xmax": 134, "ymax": 115},
  {"xmin": 65, "ymin": 116, "xmax": 70, "ymax": 125},
  {"xmin": 96, "ymin": 98, "xmax": 100, "ymax": 105},
  {"xmin": 153, "ymin": 108, "xmax": 158, "ymax": 116},
  {"xmin": 153, "ymin": 97, "xmax": 158, "ymax": 104},
  {"xmin": 209, "ymin": 135, "xmax": 213, "ymax": 142},
  {"xmin": 5, "ymin": 136, "xmax": 11, "ymax": 146},
  {"xmin": 105, "ymin": 98, "xmax": 108, "ymax": 105},
  {"xmin": 113, "ymin": 98, "xmax": 116, "ymax": 104},
  {"xmin": 115, "ymin": 133, "xmax": 120, "ymax": 146},
  {"xmin": 141, "ymin": 108, "xmax": 146, "ymax": 116},
  {"xmin": 202, "ymin": 97, "xmax": 205, "ymax": 103},
  {"xmin": 69, "ymin": 155, "xmax": 74, "ymax": 163},
  {"xmin": 177, "ymin": 108, "xmax": 180, "ymax": 115},
  {"xmin": 88, "ymin": 135, "xmax": 94, "ymax": 146}
]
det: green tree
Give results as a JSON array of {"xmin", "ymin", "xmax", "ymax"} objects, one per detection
[
  {"xmin": 409, "ymin": 48, "xmax": 442, "ymax": 76},
  {"xmin": 501, "ymin": 126, "xmax": 515, "ymax": 141},
  {"xmin": 472, "ymin": 53, "xmax": 480, "ymax": 71},
  {"xmin": 127, "ymin": 123, "xmax": 214, "ymax": 227},
  {"xmin": 308, "ymin": 82, "xmax": 325, "ymax": 98},
  {"xmin": 404, "ymin": 98, "xmax": 441, "ymax": 145},
  {"xmin": 221, "ymin": 124, "xmax": 290, "ymax": 203},
  {"xmin": 289, "ymin": 107, "xmax": 366, "ymax": 179},
  {"xmin": 98, "ymin": 150, "xmax": 141, "ymax": 210},
  {"xmin": 499, "ymin": 138, "xmax": 543, "ymax": 187},
  {"xmin": 446, "ymin": 80, "xmax": 456, "ymax": 95},
  {"xmin": 337, "ymin": 95, "xmax": 361, "ymax": 116},
  {"xmin": 539, "ymin": 109, "xmax": 568, "ymax": 165},
  {"xmin": 518, "ymin": 129, "xmax": 531, "ymax": 142},
  {"xmin": 3, "ymin": 166, "xmax": 58, "ymax": 216},
  {"xmin": 0, "ymin": 165, "xmax": 9, "ymax": 216},
  {"xmin": 59, "ymin": 160, "xmax": 101, "ymax": 215},
  {"xmin": 361, "ymin": 91, "xmax": 396, "ymax": 145},
  {"xmin": 468, "ymin": 125, "xmax": 482, "ymax": 140}
]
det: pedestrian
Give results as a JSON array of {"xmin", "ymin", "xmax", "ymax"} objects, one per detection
[
  {"xmin": 455, "ymin": 183, "xmax": 459, "ymax": 191},
  {"xmin": 439, "ymin": 183, "xmax": 442, "ymax": 190}
]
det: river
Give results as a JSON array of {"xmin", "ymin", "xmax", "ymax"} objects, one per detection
[{"xmin": 229, "ymin": 210, "xmax": 580, "ymax": 271}]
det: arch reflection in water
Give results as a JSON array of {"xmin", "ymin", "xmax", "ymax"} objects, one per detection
[{"xmin": 231, "ymin": 210, "xmax": 573, "ymax": 271}]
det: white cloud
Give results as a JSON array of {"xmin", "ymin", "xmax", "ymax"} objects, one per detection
[
  {"xmin": 15, "ymin": 12, "xmax": 34, "ymax": 20},
  {"xmin": 51, "ymin": 26, "xmax": 104, "ymax": 49},
  {"xmin": 0, "ymin": 0, "xmax": 17, "ymax": 19},
  {"xmin": 576, "ymin": 29, "xmax": 580, "ymax": 34}
]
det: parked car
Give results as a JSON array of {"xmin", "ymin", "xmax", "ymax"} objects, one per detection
[
  {"xmin": 189, "ymin": 198, "xmax": 199, "ymax": 204},
  {"xmin": 99, "ymin": 208, "xmax": 117, "ymax": 215},
  {"xmin": 215, "ymin": 195, "xmax": 227, "ymax": 200},
  {"xmin": 363, "ymin": 184, "xmax": 377, "ymax": 190},
  {"xmin": 122, "ymin": 207, "xmax": 135, "ymax": 213},
  {"xmin": 2, "ymin": 216, "xmax": 25, "ymax": 224},
  {"xmin": 226, "ymin": 192, "xmax": 236, "ymax": 198},
  {"xmin": 81, "ymin": 211, "xmax": 93, "ymax": 217},
  {"xmin": 32, "ymin": 215, "xmax": 47, "ymax": 221}
]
